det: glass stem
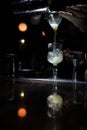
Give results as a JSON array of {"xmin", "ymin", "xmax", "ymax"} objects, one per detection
[
  {"xmin": 53, "ymin": 65, "xmax": 58, "ymax": 94},
  {"xmin": 72, "ymin": 59, "xmax": 77, "ymax": 103},
  {"xmin": 53, "ymin": 65, "xmax": 57, "ymax": 79}
]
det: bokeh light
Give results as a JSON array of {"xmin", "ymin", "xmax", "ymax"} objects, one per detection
[
  {"xmin": 18, "ymin": 22, "xmax": 28, "ymax": 32},
  {"xmin": 17, "ymin": 107, "xmax": 27, "ymax": 118},
  {"xmin": 42, "ymin": 31, "xmax": 45, "ymax": 36}
]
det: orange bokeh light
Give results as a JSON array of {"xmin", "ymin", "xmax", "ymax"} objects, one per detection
[
  {"xmin": 17, "ymin": 107, "xmax": 27, "ymax": 118},
  {"xmin": 42, "ymin": 31, "xmax": 45, "ymax": 36},
  {"xmin": 18, "ymin": 22, "xmax": 28, "ymax": 32}
]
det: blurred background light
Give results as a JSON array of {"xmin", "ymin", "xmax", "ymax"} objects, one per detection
[
  {"xmin": 18, "ymin": 22, "xmax": 28, "ymax": 32},
  {"xmin": 17, "ymin": 107, "xmax": 27, "ymax": 118},
  {"xmin": 20, "ymin": 91, "xmax": 25, "ymax": 97},
  {"xmin": 41, "ymin": 31, "xmax": 45, "ymax": 36},
  {"xmin": 19, "ymin": 38, "xmax": 26, "ymax": 45}
]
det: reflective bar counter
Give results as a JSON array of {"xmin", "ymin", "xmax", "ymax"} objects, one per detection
[{"xmin": 0, "ymin": 77, "xmax": 87, "ymax": 130}]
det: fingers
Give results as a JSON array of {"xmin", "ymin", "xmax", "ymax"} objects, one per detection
[
  {"xmin": 58, "ymin": 11, "xmax": 72, "ymax": 19},
  {"xmin": 59, "ymin": 4, "xmax": 87, "ymax": 18},
  {"xmin": 75, "ymin": 4, "xmax": 87, "ymax": 13},
  {"xmin": 58, "ymin": 11, "xmax": 76, "ymax": 24},
  {"xmin": 66, "ymin": 5, "xmax": 86, "ymax": 18}
]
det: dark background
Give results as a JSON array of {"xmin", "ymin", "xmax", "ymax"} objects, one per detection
[
  {"xmin": 0, "ymin": 0, "xmax": 87, "ymax": 78},
  {"xmin": 1, "ymin": 0, "xmax": 86, "ymax": 53},
  {"xmin": 0, "ymin": 1, "xmax": 87, "ymax": 130}
]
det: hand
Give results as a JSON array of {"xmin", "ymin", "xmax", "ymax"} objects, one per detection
[
  {"xmin": 63, "ymin": 49, "xmax": 85, "ymax": 66},
  {"xmin": 58, "ymin": 4, "xmax": 87, "ymax": 32}
]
